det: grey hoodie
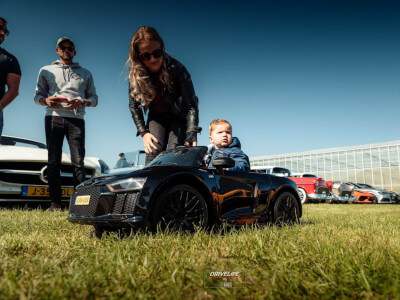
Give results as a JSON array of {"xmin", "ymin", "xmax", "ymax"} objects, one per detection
[{"xmin": 34, "ymin": 60, "xmax": 98, "ymax": 119}]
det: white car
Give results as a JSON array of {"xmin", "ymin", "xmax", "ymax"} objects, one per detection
[{"xmin": 0, "ymin": 135, "xmax": 103, "ymax": 202}]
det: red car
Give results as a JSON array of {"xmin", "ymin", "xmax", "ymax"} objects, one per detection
[{"xmin": 251, "ymin": 166, "xmax": 331, "ymax": 204}]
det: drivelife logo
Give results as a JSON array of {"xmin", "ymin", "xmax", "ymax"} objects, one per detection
[{"xmin": 204, "ymin": 270, "xmax": 246, "ymax": 288}]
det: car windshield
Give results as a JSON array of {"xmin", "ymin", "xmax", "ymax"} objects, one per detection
[
  {"xmin": 124, "ymin": 151, "xmax": 146, "ymax": 168},
  {"xmin": 358, "ymin": 183, "xmax": 373, "ymax": 188},
  {"xmin": 0, "ymin": 136, "xmax": 46, "ymax": 149},
  {"xmin": 145, "ymin": 146, "xmax": 209, "ymax": 168},
  {"xmin": 272, "ymin": 167, "xmax": 291, "ymax": 177},
  {"xmin": 348, "ymin": 182, "xmax": 363, "ymax": 188}
]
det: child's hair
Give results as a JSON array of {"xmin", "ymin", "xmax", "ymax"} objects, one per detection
[{"xmin": 209, "ymin": 119, "xmax": 232, "ymax": 134}]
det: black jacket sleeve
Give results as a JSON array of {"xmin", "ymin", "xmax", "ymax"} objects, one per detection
[
  {"xmin": 128, "ymin": 84, "xmax": 148, "ymax": 136},
  {"xmin": 178, "ymin": 65, "xmax": 201, "ymax": 134}
]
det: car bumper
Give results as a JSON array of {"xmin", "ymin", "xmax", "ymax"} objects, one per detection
[
  {"xmin": 377, "ymin": 197, "xmax": 393, "ymax": 204},
  {"xmin": 330, "ymin": 195, "xmax": 357, "ymax": 203},
  {"xmin": 0, "ymin": 181, "xmax": 72, "ymax": 202},
  {"xmin": 308, "ymin": 193, "xmax": 334, "ymax": 201},
  {"xmin": 68, "ymin": 185, "xmax": 145, "ymax": 227},
  {"xmin": 68, "ymin": 214, "xmax": 144, "ymax": 226}
]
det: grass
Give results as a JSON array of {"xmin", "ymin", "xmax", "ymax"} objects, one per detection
[{"xmin": 1, "ymin": 204, "xmax": 400, "ymax": 299}]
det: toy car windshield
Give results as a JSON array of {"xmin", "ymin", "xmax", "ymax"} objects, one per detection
[{"xmin": 145, "ymin": 146, "xmax": 209, "ymax": 168}]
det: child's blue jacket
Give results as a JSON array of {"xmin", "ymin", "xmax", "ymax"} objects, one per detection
[{"xmin": 207, "ymin": 137, "xmax": 250, "ymax": 172}]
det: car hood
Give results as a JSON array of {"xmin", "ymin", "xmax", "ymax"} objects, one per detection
[
  {"xmin": 108, "ymin": 166, "xmax": 143, "ymax": 175},
  {"xmin": 0, "ymin": 145, "xmax": 98, "ymax": 169},
  {"xmin": 357, "ymin": 187, "xmax": 389, "ymax": 194}
]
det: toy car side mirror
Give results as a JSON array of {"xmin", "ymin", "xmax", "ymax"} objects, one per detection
[{"xmin": 212, "ymin": 157, "xmax": 235, "ymax": 170}]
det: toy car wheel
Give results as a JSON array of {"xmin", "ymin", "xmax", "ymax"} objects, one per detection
[
  {"xmin": 91, "ymin": 224, "xmax": 110, "ymax": 238},
  {"xmin": 273, "ymin": 192, "xmax": 300, "ymax": 225},
  {"xmin": 151, "ymin": 184, "xmax": 209, "ymax": 232},
  {"xmin": 297, "ymin": 188, "xmax": 308, "ymax": 204}
]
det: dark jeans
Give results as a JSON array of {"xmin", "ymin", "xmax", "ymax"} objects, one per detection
[
  {"xmin": 0, "ymin": 110, "xmax": 3, "ymax": 141},
  {"xmin": 45, "ymin": 116, "xmax": 86, "ymax": 203},
  {"xmin": 146, "ymin": 112, "xmax": 186, "ymax": 164}
]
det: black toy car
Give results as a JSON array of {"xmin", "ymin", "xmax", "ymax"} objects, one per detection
[{"xmin": 68, "ymin": 147, "xmax": 301, "ymax": 234}]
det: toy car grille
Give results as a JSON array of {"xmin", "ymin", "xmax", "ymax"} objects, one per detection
[
  {"xmin": 69, "ymin": 186, "xmax": 101, "ymax": 216},
  {"xmin": 112, "ymin": 192, "xmax": 138, "ymax": 214}
]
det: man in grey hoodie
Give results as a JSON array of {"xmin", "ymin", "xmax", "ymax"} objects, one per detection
[{"xmin": 34, "ymin": 37, "xmax": 98, "ymax": 211}]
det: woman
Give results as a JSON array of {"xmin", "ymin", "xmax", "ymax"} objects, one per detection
[{"xmin": 127, "ymin": 26, "xmax": 201, "ymax": 164}]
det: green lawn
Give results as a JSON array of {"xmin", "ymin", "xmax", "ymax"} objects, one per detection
[{"xmin": 1, "ymin": 204, "xmax": 399, "ymax": 299}]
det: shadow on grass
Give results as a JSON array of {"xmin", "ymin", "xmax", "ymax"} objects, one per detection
[{"xmin": 90, "ymin": 219, "xmax": 311, "ymax": 240}]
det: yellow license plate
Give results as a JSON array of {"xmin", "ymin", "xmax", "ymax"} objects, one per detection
[
  {"xmin": 75, "ymin": 195, "xmax": 90, "ymax": 205},
  {"xmin": 23, "ymin": 186, "xmax": 74, "ymax": 198}
]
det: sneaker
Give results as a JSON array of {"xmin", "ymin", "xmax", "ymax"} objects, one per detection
[{"xmin": 46, "ymin": 203, "xmax": 62, "ymax": 212}]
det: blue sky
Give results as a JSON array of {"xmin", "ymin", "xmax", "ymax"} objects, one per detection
[{"xmin": 1, "ymin": 0, "xmax": 399, "ymax": 168}]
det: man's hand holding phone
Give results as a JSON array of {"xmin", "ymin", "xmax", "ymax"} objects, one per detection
[
  {"xmin": 67, "ymin": 98, "xmax": 84, "ymax": 109},
  {"xmin": 45, "ymin": 95, "xmax": 68, "ymax": 107}
]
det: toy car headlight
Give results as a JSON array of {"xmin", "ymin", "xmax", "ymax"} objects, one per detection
[{"xmin": 106, "ymin": 177, "xmax": 147, "ymax": 192}]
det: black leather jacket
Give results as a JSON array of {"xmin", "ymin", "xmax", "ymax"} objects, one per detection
[{"xmin": 129, "ymin": 55, "xmax": 201, "ymax": 137}]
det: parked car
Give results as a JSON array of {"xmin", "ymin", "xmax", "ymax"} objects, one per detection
[
  {"xmin": 353, "ymin": 189, "xmax": 377, "ymax": 204},
  {"xmin": 388, "ymin": 190, "xmax": 400, "ymax": 204},
  {"xmin": 68, "ymin": 146, "xmax": 302, "ymax": 235},
  {"xmin": 0, "ymin": 135, "xmax": 102, "ymax": 203},
  {"xmin": 346, "ymin": 182, "xmax": 391, "ymax": 203},
  {"xmin": 251, "ymin": 166, "xmax": 331, "ymax": 204},
  {"xmin": 291, "ymin": 173, "xmax": 318, "ymax": 178},
  {"xmin": 329, "ymin": 181, "xmax": 357, "ymax": 203}
]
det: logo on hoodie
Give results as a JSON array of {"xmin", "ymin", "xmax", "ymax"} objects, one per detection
[{"xmin": 71, "ymin": 73, "xmax": 81, "ymax": 80}]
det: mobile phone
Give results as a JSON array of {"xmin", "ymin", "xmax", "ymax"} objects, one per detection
[{"xmin": 57, "ymin": 97, "xmax": 69, "ymax": 102}]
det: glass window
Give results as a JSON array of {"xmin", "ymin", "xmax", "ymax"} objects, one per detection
[
  {"xmin": 371, "ymin": 151, "xmax": 380, "ymax": 168},
  {"xmin": 380, "ymin": 151, "xmax": 389, "ymax": 168},
  {"xmin": 389, "ymin": 151, "xmax": 399, "ymax": 166},
  {"xmin": 331, "ymin": 153, "xmax": 339, "ymax": 170},
  {"xmin": 339, "ymin": 153, "xmax": 346, "ymax": 170},
  {"xmin": 355, "ymin": 152, "xmax": 363, "ymax": 169},
  {"xmin": 363, "ymin": 151, "xmax": 371, "ymax": 169},
  {"xmin": 346, "ymin": 153, "xmax": 355, "ymax": 169}
]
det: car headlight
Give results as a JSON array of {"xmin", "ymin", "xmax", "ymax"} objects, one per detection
[{"xmin": 106, "ymin": 177, "xmax": 147, "ymax": 192}]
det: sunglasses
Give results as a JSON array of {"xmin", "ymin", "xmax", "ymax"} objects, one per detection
[
  {"xmin": 59, "ymin": 45, "xmax": 75, "ymax": 52},
  {"xmin": 0, "ymin": 25, "xmax": 6, "ymax": 31},
  {"xmin": 139, "ymin": 48, "xmax": 163, "ymax": 61}
]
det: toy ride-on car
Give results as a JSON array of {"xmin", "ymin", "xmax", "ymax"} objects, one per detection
[{"xmin": 68, "ymin": 146, "xmax": 302, "ymax": 235}]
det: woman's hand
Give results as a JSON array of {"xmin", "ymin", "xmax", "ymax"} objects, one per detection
[
  {"xmin": 142, "ymin": 133, "xmax": 159, "ymax": 154},
  {"xmin": 184, "ymin": 141, "xmax": 197, "ymax": 147},
  {"xmin": 184, "ymin": 131, "xmax": 197, "ymax": 147}
]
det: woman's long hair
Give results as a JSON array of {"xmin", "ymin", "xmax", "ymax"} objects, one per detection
[{"xmin": 127, "ymin": 26, "xmax": 171, "ymax": 107}]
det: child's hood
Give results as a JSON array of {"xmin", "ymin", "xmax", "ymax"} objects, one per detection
[{"xmin": 228, "ymin": 137, "xmax": 242, "ymax": 149}]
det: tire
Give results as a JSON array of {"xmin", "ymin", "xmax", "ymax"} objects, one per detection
[
  {"xmin": 297, "ymin": 188, "xmax": 308, "ymax": 204},
  {"xmin": 91, "ymin": 224, "xmax": 109, "ymax": 238},
  {"xmin": 273, "ymin": 192, "xmax": 300, "ymax": 225},
  {"xmin": 151, "ymin": 184, "xmax": 209, "ymax": 232}
]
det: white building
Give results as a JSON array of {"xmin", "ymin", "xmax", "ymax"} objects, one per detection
[{"xmin": 250, "ymin": 140, "xmax": 400, "ymax": 192}]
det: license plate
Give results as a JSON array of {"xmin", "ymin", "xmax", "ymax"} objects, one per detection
[
  {"xmin": 22, "ymin": 186, "xmax": 74, "ymax": 198},
  {"xmin": 75, "ymin": 195, "xmax": 90, "ymax": 205}
]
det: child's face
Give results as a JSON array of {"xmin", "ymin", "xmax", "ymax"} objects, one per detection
[{"xmin": 209, "ymin": 123, "xmax": 232, "ymax": 149}]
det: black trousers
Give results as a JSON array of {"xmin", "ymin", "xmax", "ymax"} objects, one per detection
[
  {"xmin": 45, "ymin": 116, "xmax": 86, "ymax": 203},
  {"xmin": 146, "ymin": 112, "xmax": 186, "ymax": 164}
]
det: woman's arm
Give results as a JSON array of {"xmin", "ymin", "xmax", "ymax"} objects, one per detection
[
  {"xmin": 128, "ymin": 84, "xmax": 148, "ymax": 136},
  {"xmin": 177, "ymin": 65, "xmax": 202, "ymax": 145}
]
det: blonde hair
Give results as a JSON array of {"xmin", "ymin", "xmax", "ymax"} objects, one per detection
[
  {"xmin": 209, "ymin": 119, "xmax": 232, "ymax": 134},
  {"xmin": 126, "ymin": 26, "xmax": 171, "ymax": 107}
]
